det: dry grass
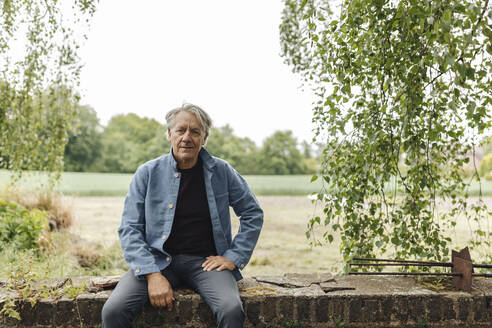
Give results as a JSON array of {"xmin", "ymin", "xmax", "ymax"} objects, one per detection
[
  {"xmin": 68, "ymin": 196, "xmax": 341, "ymax": 277},
  {"xmin": 0, "ymin": 186, "xmax": 74, "ymax": 229},
  {"xmin": 67, "ymin": 195, "xmax": 492, "ymax": 277}
]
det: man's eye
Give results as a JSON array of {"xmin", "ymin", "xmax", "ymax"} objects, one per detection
[{"xmin": 191, "ymin": 130, "xmax": 201, "ymax": 136}]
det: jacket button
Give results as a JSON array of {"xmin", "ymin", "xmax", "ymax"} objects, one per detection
[
  {"xmin": 162, "ymin": 235, "xmax": 167, "ymax": 240},
  {"xmin": 240, "ymin": 264, "xmax": 244, "ymax": 268},
  {"xmin": 166, "ymin": 257, "xmax": 170, "ymax": 262},
  {"xmin": 135, "ymin": 269, "xmax": 141, "ymax": 273},
  {"xmin": 174, "ymin": 173, "xmax": 179, "ymax": 178},
  {"xmin": 168, "ymin": 204, "xmax": 173, "ymax": 209}
]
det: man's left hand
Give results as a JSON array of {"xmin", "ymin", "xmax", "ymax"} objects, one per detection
[{"xmin": 201, "ymin": 256, "xmax": 236, "ymax": 272}]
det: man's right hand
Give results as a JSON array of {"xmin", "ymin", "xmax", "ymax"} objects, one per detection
[{"xmin": 145, "ymin": 272, "xmax": 175, "ymax": 310}]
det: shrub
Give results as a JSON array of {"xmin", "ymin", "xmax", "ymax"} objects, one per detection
[
  {"xmin": 0, "ymin": 199, "xmax": 49, "ymax": 250},
  {"xmin": 0, "ymin": 187, "xmax": 73, "ymax": 229}
]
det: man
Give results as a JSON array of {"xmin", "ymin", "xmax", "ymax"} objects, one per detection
[{"xmin": 101, "ymin": 104, "xmax": 263, "ymax": 328}]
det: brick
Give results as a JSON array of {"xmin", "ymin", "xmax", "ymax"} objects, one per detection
[
  {"xmin": 486, "ymin": 296, "xmax": 492, "ymax": 322},
  {"xmin": 177, "ymin": 298, "xmax": 193, "ymax": 324},
  {"xmin": 349, "ymin": 298, "xmax": 362, "ymax": 322},
  {"xmin": 427, "ymin": 296, "xmax": 442, "ymax": 322},
  {"xmin": 296, "ymin": 296, "xmax": 312, "ymax": 322},
  {"xmin": 262, "ymin": 296, "xmax": 278, "ymax": 321},
  {"xmin": 443, "ymin": 297, "xmax": 456, "ymax": 321},
  {"xmin": 407, "ymin": 296, "xmax": 425, "ymax": 322},
  {"xmin": 362, "ymin": 298, "xmax": 378, "ymax": 322},
  {"xmin": 36, "ymin": 299, "xmax": 55, "ymax": 326},
  {"xmin": 278, "ymin": 296, "xmax": 294, "ymax": 321},
  {"xmin": 17, "ymin": 302, "xmax": 36, "ymax": 326},
  {"xmin": 392, "ymin": 296, "xmax": 408, "ymax": 323},
  {"xmin": 197, "ymin": 301, "xmax": 214, "ymax": 325},
  {"xmin": 54, "ymin": 298, "xmax": 78, "ymax": 327},
  {"xmin": 331, "ymin": 296, "xmax": 346, "ymax": 322},
  {"xmin": 142, "ymin": 306, "xmax": 173, "ymax": 326},
  {"xmin": 458, "ymin": 297, "xmax": 471, "ymax": 322},
  {"xmin": 315, "ymin": 296, "xmax": 330, "ymax": 322},
  {"xmin": 473, "ymin": 297, "xmax": 487, "ymax": 322},
  {"xmin": 377, "ymin": 297, "xmax": 392, "ymax": 322},
  {"xmin": 245, "ymin": 298, "xmax": 261, "ymax": 325},
  {"xmin": 75, "ymin": 294, "xmax": 98, "ymax": 326}
]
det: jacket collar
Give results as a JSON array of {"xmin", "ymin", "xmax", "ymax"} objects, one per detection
[{"xmin": 167, "ymin": 147, "xmax": 216, "ymax": 171}]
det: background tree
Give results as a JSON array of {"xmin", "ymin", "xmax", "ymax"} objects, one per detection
[
  {"xmin": 95, "ymin": 114, "xmax": 169, "ymax": 173},
  {"xmin": 205, "ymin": 125, "xmax": 260, "ymax": 175},
  {"xmin": 281, "ymin": 0, "xmax": 492, "ymax": 264},
  {"xmin": 258, "ymin": 130, "xmax": 307, "ymax": 175},
  {"xmin": 0, "ymin": 0, "xmax": 97, "ymax": 178},
  {"xmin": 64, "ymin": 105, "xmax": 102, "ymax": 172}
]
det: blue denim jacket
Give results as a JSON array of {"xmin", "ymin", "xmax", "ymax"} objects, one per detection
[{"xmin": 118, "ymin": 147, "xmax": 263, "ymax": 281}]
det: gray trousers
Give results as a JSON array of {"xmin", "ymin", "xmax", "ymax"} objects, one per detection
[{"xmin": 101, "ymin": 254, "xmax": 244, "ymax": 328}]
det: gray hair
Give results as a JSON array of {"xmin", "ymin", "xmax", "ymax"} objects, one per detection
[{"xmin": 165, "ymin": 103, "xmax": 212, "ymax": 141}]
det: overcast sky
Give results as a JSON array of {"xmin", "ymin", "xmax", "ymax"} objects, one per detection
[{"xmin": 78, "ymin": 0, "xmax": 315, "ymax": 145}]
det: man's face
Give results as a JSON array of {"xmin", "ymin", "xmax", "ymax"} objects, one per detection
[{"xmin": 168, "ymin": 111, "xmax": 205, "ymax": 168}]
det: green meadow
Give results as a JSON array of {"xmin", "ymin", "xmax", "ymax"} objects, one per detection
[
  {"xmin": 0, "ymin": 170, "xmax": 322, "ymax": 196},
  {"xmin": 1, "ymin": 170, "xmax": 492, "ymax": 197}
]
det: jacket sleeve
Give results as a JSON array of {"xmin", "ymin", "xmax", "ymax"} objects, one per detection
[
  {"xmin": 118, "ymin": 165, "xmax": 161, "ymax": 279},
  {"xmin": 222, "ymin": 164, "xmax": 263, "ymax": 270}
]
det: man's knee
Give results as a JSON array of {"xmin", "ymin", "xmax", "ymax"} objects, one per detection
[
  {"xmin": 215, "ymin": 297, "xmax": 244, "ymax": 322},
  {"xmin": 101, "ymin": 297, "xmax": 132, "ymax": 328},
  {"xmin": 101, "ymin": 299, "xmax": 119, "ymax": 324}
]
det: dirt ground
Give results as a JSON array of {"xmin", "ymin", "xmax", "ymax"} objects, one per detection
[{"xmin": 68, "ymin": 196, "xmax": 492, "ymax": 277}]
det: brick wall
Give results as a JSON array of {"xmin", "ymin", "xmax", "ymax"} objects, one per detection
[{"xmin": 1, "ymin": 274, "xmax": 491, "ymax": 327}]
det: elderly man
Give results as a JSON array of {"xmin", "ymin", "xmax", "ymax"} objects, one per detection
[{"xmin": 101, "ymin": 104, "xmax": 263, "ymax": 328}]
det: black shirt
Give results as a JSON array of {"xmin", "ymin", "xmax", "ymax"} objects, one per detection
[{"xmin": 163, "ymin": 158, "xmax": 217, "ymax": 257}]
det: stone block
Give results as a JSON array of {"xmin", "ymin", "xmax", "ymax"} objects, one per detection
[{"xmin": 296, "ymin": 296, "xmax": 312, "ymax": 322}]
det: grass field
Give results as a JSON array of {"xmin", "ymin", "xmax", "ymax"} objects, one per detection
[
  {"xmin": 2, "ymin": 169, "xmax": 492, "ymax": 196},
  {"xmin": 0, "ymin": 170, "xmax": 322, "ymax": 196}
]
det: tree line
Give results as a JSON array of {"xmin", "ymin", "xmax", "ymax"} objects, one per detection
[{"xmin": 63, "ymin": 106, "xmax": 320, "ymax": 175}]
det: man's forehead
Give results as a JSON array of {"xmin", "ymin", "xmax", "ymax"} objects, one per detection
[{"xmin": 174, "ymin": 112, "xmax": 201, "ymax": 127}]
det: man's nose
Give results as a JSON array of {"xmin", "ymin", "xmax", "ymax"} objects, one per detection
[{"xmin": 182, "ymin": 130, "xmax": 192, "ymax": 140}]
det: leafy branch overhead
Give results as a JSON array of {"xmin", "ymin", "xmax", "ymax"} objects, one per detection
[
  {"xmin": 281, "ymin": 0, "xmax": 492, "ymax": 265},
  {"xmin": 0, "ymin": 0, "xmax": 98, "ymax": 178}
]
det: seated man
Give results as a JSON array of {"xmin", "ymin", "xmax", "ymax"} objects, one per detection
[{"xmin": 102, "ymin": 104, "xmax": 263, "ymax": 328}]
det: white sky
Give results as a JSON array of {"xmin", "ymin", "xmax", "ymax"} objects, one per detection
[{"xmin": 78, "ymin": 0, "xmax": 316, "ymax": 145}]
